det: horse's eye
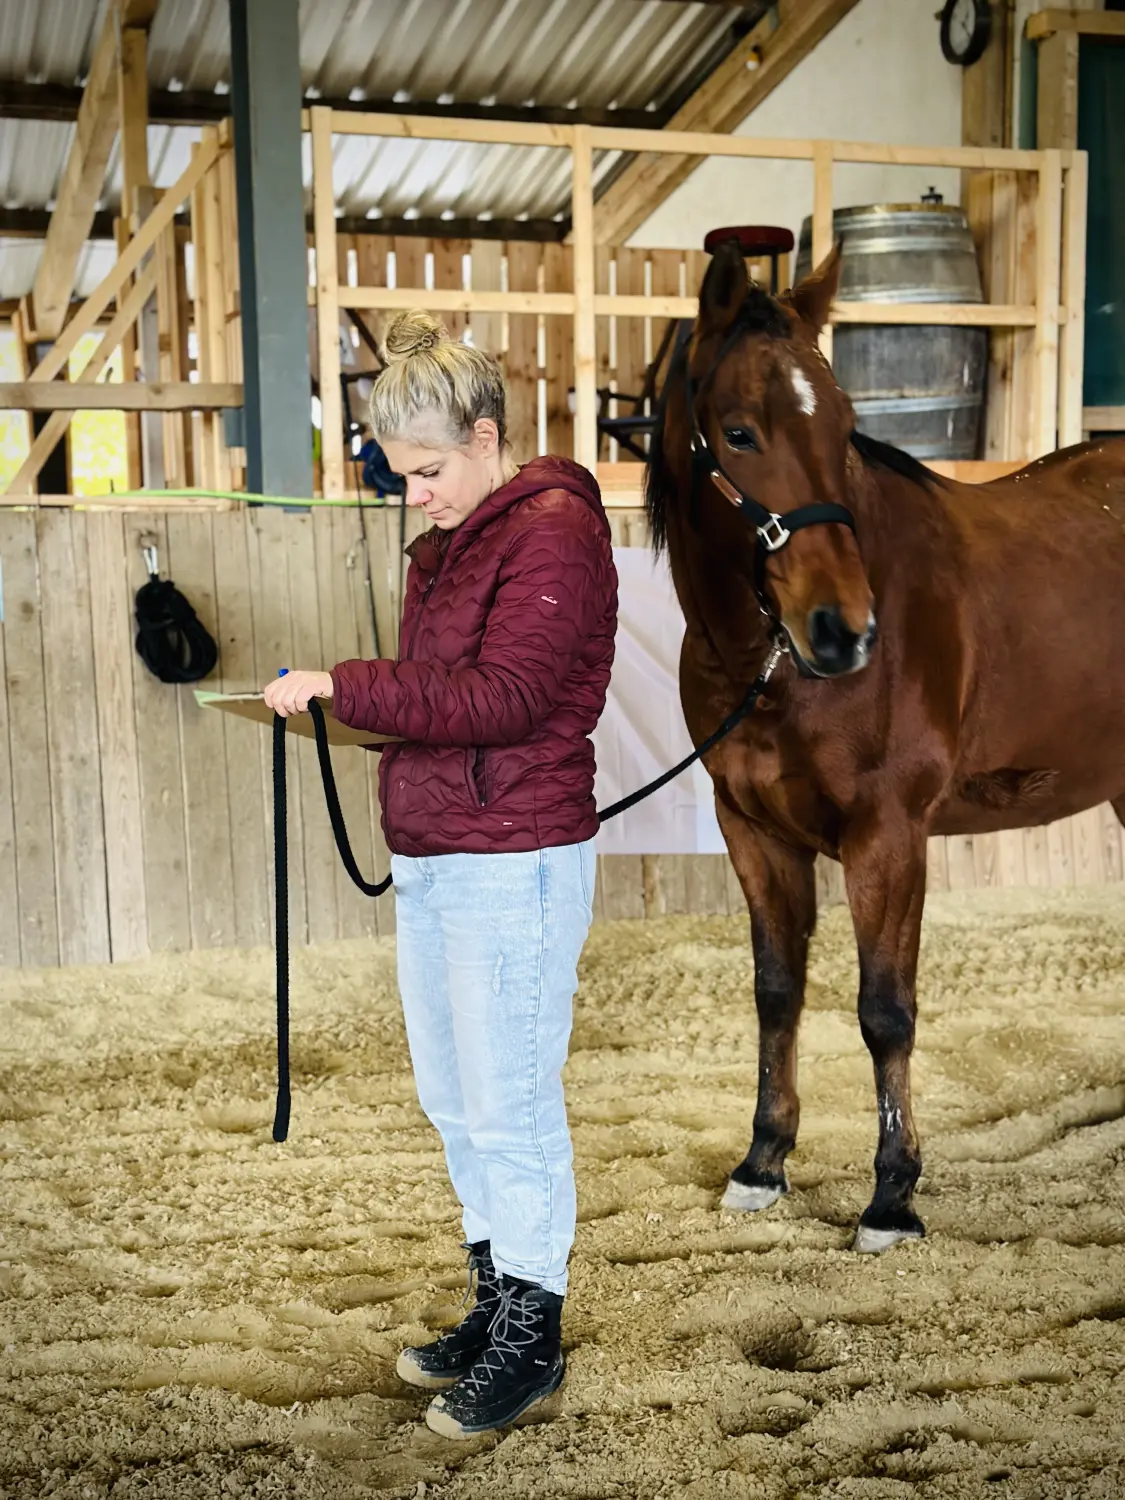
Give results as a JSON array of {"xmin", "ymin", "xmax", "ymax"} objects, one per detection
[{"xmin": 724, "ymin": 427, "xmax": 758, "ymax": 452}]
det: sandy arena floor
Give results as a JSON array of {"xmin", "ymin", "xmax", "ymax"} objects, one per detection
[{"xmin": 2, "ymin": 888, "xmax": 1125, "ymax": 1499}]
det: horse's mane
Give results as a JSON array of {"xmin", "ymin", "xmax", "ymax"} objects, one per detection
[
  {"xmin": 644, "ymin": 287, "xmax": 942, "ymax": 554},
  {"xmin": 849, "ymin": 428, "xmax": 941, "ymax": 490}
]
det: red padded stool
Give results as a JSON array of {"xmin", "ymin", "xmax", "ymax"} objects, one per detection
[{"xmin": 703, "ymin": 225, "xmax": 795, "ymax": 293}]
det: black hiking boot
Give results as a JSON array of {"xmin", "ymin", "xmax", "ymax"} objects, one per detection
[
  {"xmin": 425, "ymin": 1275, "xmax": 565, "ymax": 1438},
  {"xmin": 396, "ymin": 1240, "xmax": 502, "ymax": 1390}
]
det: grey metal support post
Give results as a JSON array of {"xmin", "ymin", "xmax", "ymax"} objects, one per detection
[{"xmin": 228, "ymin": 0, "xmax": 313, "ymax": 498}]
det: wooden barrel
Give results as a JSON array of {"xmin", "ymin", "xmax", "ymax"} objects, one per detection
[{"xmin": 795, "ymin": 203, "xmax": 988, "ymax": 461}]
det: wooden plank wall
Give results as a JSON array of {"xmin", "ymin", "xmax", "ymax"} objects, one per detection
[
  {"xmin": 0, "ymin": 506, "xmax": 423, "ymax": 969},
  {"xmin": 1, "ymin": 505, "xmax": 1122, "ymax": 970}
]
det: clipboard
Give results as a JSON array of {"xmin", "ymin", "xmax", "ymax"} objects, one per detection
[{"xmin": 194, "ymin": 690, "xmax": 398, "ymax": 749}]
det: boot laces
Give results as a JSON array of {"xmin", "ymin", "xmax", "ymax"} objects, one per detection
[
  {"xmin": 461, "ymin": 1286, "xmax": 542, "ymax": 1392},
  {"xmin": 457, "ymin": 1240, "xmax": 477, "ymax": 1310},
  {"xmin": 432, "ymin": 1243, "xmax": 496, "ymax": 1352}
]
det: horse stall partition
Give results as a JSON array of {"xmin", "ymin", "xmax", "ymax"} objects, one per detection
[{"xmin": 308, "ymin": 111, "xmax": 1088, "ymax": 497}]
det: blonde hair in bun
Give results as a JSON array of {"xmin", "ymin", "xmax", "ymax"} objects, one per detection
[{"xmin": 371, "ymin": 309, "xmax": 507, "ymax": 448}]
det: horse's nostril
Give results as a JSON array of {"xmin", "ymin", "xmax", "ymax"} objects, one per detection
[
  {"xmin": 808, "ymin": 606, "xmax": 856, "ymax": 663},
  {"xmin": 805, "ymin": 606, "xmax": 876, "ymax": 674}
]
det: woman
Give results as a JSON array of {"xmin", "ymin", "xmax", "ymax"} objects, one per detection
[{"xmin": 264, "ymin": 310, "xmax": 618, "ymax": 1439}]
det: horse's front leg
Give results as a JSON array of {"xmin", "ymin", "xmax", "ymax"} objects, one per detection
[
  {"xmin": 842, "ymin": 814, "xmax": 928, "ymax": 1253},
  {"xmin": 716, "ymin": 799, "xmax": 817, "ymax": 1213}
]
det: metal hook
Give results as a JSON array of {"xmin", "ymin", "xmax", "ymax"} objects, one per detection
[{"xmin": 139, "ymin": 531, "xmax": 159, "ymax": 580}]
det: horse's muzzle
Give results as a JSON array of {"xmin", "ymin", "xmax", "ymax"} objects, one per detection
[{"xmin": 802, "ymin": 605, "xmax": 877, "ymax": 677}]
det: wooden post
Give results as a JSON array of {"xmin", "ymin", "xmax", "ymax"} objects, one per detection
[
  {"xmin": 812, "ymin": 139, "xmax": 834, "ymax": 364},
  {"xmin": 1037, "ymin": 30, "xmax": 1080, "ymax": 152},
  {"xmin": 116, "ymin": 24, "xmax": 151, "ymax": 201},
  {"xmin": 156, "ymin": 217, "xmax": 187, "ymax": 484},
  {"xmin": 217, "ymin": 132, "xmax": 245, "ymax": 490},
  {"xmin": 7, "ymin": 309, "xmax": 33, "ymax": 458},
  {"xmin": 189, "ymin": 147, "xmax": 215, "ymax": 490},
  {"xmin": 571, "ymin": 124, "xmax": 598, "ymax": 471},
  {"xmin": 133, "ymin": 184, "xmax": 166, "ymax": 487},
  {"xmin": 174, "ymin": 228, "xmax": 196, "ymax": 485},
  {"xmin": 1033, "ymin": 149, "xmax": 1063, "ymax": 456},
  {"xmin": 1057, "ymin": 152, "xmax": 1087, "ymax": 450},
  {"xmin": 189, "ymin": 132, "xmax": 232, "ymax": 491},
  {"xmin": 313, "ymin": 107, "xmax": 345, "ymax": 497},
  {"xmin": 114, "ymin": 217, "xmax": 144, "ymax": 488}
]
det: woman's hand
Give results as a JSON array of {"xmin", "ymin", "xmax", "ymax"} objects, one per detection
[{"xmin": 262, "ymin": 670, "xmax": 334, "ymax": 718}]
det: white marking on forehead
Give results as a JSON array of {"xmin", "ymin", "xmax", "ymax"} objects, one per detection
[{"xmin": 790, "ymin": 363, "xmax": 817, "ymax": 415}]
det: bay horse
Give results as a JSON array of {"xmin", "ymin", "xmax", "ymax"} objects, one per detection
[{"xmin": 647, "ymin": 238, "xmax": 1125, "ymax": 1253}]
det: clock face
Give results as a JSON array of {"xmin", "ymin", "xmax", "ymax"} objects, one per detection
[
  {"xmin": 940, "ymin": 0, "xmax": 991, "ymax": 66},
  {"xmin": 947, "ymin": 0, "xmax": 978, "ymax": 57}
]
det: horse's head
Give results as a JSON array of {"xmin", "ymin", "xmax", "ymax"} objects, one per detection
[{"xmin": 653, "ymin": 240, "xmax": 876, "ymax": 678}]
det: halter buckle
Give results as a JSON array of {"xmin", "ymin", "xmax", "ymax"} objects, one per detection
[{"xmin": 757, "ymin": 513, "xmax": 791, "ymax": 552}]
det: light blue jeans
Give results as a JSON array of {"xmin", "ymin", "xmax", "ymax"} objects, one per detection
[{"xmin": 391, "ymin": 841, "xmax": 596, "ymax": 1296}]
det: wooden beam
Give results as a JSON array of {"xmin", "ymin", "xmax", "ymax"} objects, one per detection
[
  {"xmin": 0, "ymin": 78, "xmax": 678, "ymax": 134},
  {"xmin": 5, "ymin": 262, "xmax": 158, "ymax": 494},
  {"xmin": 0, "ymin": 493, "xmax": 238, "ymax": 510},
  {"xmin": 338, "ymin": 285, "xmax": 1041, "ymax": 326},
  {"xmin": 961, "ymin": 0, "xmax": 1017, "ymax": 461},
  {"xmin": 31, "ymin": 6, "xmax": 123, "ymax": 338},
  {"xmin": 0, "ymin": 205, "xmax": 565, "ymax": 245},
  {"xmin": 0, "ymin": 382, "xmax": 243, "ymax": 412},
  {"xmin": 7, "ymin": 311, "xmax": 33, "ymax": 455},
  {"xmin": 192, "ymin": 129, "xmax": 232, "ymax": 492},
  {"xmin": 1057, "ymin": 153, "xmax": 1087, "ymax": 448},
  {"xmin": 1027, "ymin": 9, "xmax": 1125, "ymax": 41},
  {"xmin": 27, "ymin": 132, "xmax": 221, "ymax": 387},
  {"xmin": 1037, "ymin": 29, "xmax": 1080, "ymax": 150},
  {"xmin": 586, "ymin": 128, "xmax": 1046, "ymax": 172},
  {"xmin": 324, "ymin": 109, "xmax": 574, "ymax": 149},
  {"xmin": 114, "ymin": 215, "xmax": 143, "ymax": 488},
  {"xmin": 591, "ymin": 0, "xmax": 862, "ymax": 246},
  {"xmin": 1083, "ymin": 407, "xmax": 1125, "ymax": 432},
  {"xmin": 116, "ymin": 26, "xmax": 151, "ymax": 197},
  {"xmin": 571, "ymin": 126, "xmax": 597, "ymax": 471},
  {"xmin": 813, "ymin": 140, "xmax": 834, "ymax": 363},
  {"xmin": 340, "ymin": 287, "xmax": 577, "ymax": 314},
  {"xmin": 828, "ymin": 302, "xmax": 1040, "ymax": 326},
  {"xmin": 312, "ymin": 107, "xmax": 346, "ymax": 499},
  {"xmin": 960, "ymin": 0, "xmax": 1013, "ymax": 200},
  {"xmin": 1033, "ymin": 148, "xmax": 1063, "ymax": 456}
]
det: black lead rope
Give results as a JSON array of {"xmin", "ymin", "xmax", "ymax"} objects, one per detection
[
  {"xmin": 269, "ymin": 647, "xmax": 783, "ymax": 1141},
  {"xmin": 271, "ymin": 699, "xmax": 391, "ymax": 1141}
]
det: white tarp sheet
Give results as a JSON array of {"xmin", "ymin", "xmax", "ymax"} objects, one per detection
[{"xmin": 592, "ymin": 547, "xmax": 725, "ymax": 856}]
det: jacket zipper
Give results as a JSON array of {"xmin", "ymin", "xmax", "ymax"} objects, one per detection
[{"xmin": 400, "ymin": 573, "xmax": 437, "ymax": 662}]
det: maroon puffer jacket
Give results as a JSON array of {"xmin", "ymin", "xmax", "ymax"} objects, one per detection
[{"xmin": 330, "ymin": 457, "xmax": 618, "ymax": 857}]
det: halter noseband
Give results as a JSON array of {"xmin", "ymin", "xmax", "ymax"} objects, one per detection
[{"xmin": 683, "ymin": 320, "xmax": 857, "ymax": 624}]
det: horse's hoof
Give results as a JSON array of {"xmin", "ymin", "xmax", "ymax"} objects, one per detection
[
  {"xmin": 721, "ymin": 1178, "xmax": 786, "ymax": 1213},
  {"xmin": 852, "ymin": 1223, "xmax": 924, "ymax": 1255}
]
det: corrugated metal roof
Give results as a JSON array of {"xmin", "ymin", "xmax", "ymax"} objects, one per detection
[{"xmin": 0, "ymin": 0, "xmax": 741, "ymax": 295}]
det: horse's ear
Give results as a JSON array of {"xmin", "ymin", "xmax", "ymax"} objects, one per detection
[
  {"xmin": 789, "ymin": 243, "xmax": 842, "ymax": 335},
  {"xmin": 697, "ymin": 239, "xmax": 749, "ymax": 336}
]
